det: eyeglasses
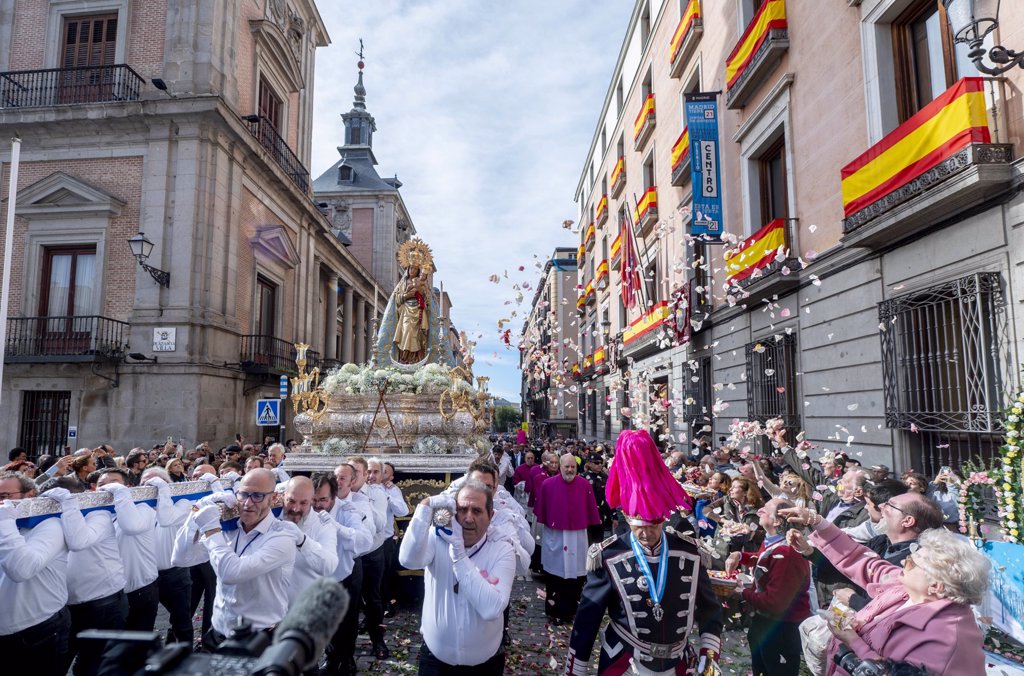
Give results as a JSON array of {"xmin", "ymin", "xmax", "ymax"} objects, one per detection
[
  {"xmin": 0, "ymin": 491, "xmax": 25, "ymax": 500},
  {"xmin": 881, "ymin": 501, "xmax": 911, "ymax": 517},
  {"xmin": 237, "ymin": 491, "xmax": 269, "ymax": 504}
]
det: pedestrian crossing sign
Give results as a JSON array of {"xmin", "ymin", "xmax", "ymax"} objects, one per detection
[{"xmin": 256, "ymin": 399, "xmax": 281, "ymax": 427}]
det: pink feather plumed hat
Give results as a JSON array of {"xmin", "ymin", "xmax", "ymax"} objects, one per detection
[{"xmin": 606, "ymin": 430, "xmax": 693, "ymax": 525}]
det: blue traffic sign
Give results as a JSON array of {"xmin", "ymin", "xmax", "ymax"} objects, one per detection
[{"xmin": 257, "ymin": 399, "xmax": 281, "ymax": 427}]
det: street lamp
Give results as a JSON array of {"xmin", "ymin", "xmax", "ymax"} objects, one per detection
[
  {"xmin": 127, "ymin": 232, "xmax": 171, "ymax": 287},
  {"xmin": 942, "ymin": 0, "xmax": 1024, "ymax": 75}
]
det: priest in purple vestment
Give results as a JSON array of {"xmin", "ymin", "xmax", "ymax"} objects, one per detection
[{"xmin": 534, "ymin": 453, "xmax": 601, "ymax": 624}]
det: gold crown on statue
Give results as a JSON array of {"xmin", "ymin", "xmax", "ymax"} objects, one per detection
[{"xmin": 397, "ymin": 238, "xmax": 435, "ymax": 272}]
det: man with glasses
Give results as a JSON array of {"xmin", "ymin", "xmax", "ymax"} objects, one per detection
[
  {"xmin": 179, "ymin": 468, "xmax": 297, "ymax": 649},
  {"xmin": 0, "ymin": 472, "xmax": 72, "ymax": 676}
]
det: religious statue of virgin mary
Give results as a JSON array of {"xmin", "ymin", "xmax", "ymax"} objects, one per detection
[{"xmin": 371, "ymin": 238, "xmax": 455, "ymax": 368}]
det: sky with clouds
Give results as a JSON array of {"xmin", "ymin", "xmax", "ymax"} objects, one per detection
[{"xmin": 310, "ymin": 1, "xmax": 633, "ymax": 404}]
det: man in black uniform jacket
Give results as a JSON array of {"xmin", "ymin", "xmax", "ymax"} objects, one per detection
[{"xmin": 564, "ymin": 430, "xmax": 723, "ymax": 676}]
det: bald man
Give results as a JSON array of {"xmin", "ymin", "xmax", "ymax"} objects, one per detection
[
  {"xmin": 178, "ymin": 468, "xmax": 298, "ymax": 648},
  {"xmin": 533, "ymin": 453, "xmax": 600, "ymax": 624},
  {"xmin": 281, "ymin": 477, "xmax": 338, "ymax": 606}
]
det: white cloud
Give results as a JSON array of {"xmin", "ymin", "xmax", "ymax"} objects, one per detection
[{"xmin": 312, "ymin": 1, "xmax": 631, "ymax": 403}]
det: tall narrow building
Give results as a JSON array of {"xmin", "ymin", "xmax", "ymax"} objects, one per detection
[{"xmin": 313, "ymin": 60, "xmax": 415, "ymax": 292}]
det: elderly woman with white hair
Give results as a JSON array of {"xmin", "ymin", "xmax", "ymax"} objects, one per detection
[{"xmin": 783, "ymin": 505, "xmax": 990, "ymax": 676}]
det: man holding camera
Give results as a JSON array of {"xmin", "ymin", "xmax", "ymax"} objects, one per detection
[{"xmin": 399, "ymin": 480, "xmax": 516, "ymax": 675}]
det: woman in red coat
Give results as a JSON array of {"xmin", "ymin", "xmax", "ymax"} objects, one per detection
[{"xmin": 783, "ymin": 506, "xmax": 990, "ymax": 676}]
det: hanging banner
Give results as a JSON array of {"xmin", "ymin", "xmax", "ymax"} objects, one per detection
[{"xmin": 684, "ymin": 92, "xmax": 723, "ymax": 241}]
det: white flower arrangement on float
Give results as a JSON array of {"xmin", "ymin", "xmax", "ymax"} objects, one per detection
[
  {"xmin": 318, "ymin": 436, "xmax": 359, "ymax": 456},
  {"xmin": 412, "ymin": 435, "xmax": 446, "ymax": 455},
  {"xmin": 321, "ymin": 363, "xmax": 476, "ymax": 396}
]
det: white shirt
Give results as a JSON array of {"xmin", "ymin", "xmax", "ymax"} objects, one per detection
[
  {"xmin": 381, "ymin": 483, "xmax": 410, "ymax": 539},
  {"xmin": 399, "ymin": 505, "xmax": 515, "ymax": 666},
  {"xmin": 326, "ymin": 495, "xmax": 374, "ymax": 580},
  {"xmin": 540, "ymin": 526, "xmax": 589, "ymax": 579},
  {"xmin": 62, "ymin": 509, "xmax": 127, "ymax": 604},
  {"xmin": 285, "ymin": 510, "xmax": 338, "ymax": 606},
  {"xmin": 113, "ymin": 501, "xmax": 159, "ymax": 593},
  {"xmin": 358, "ymin": 485, "xmax": 390, "ymax": 551},
  {"xmin": 202, "ymin": 513, "xmax": 297, "ymax": 634},
  {"xmin": 0, "ymin": 518, "xmax": 69, "ymax": 635},
  {"xmin": 152, "ymin": 488, "xmax": 192, "ymax": 570},
  {"xmin": 494, "ymin": 454, "xmax": 514, "ymax": 484}
]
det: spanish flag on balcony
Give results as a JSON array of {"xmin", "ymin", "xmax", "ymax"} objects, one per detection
[
  {"xmin": 585, "ymin": 222, "xmax": 596, "ymax": 247},
  {"xmin": 725, "ymin": 218, "xmax": 786, "ymax": 284},
  {"xmin": 577, "ymin": 243, "xmax": 586, "ymax": 261},
  {"xmin": 633, "ymin": 94, "xmax": 656, "ymax": 141},
  {"xmin": 595, "ymin": 259, "xmax": 609, "ymax": 283},
  {"xmin": 671, "ymin": 128, "xmax": 690, "ymax": 173},
  {"xmin": 594, "ymin": 345, "xmax": 606, "ymax": 364},
  {"xmin": 726, "ymin": 0, "xmax": 786, "ymax": 90},
  {"xmin": 610, "ymin": 232, "xmax": 622, "ymax": 261},
  {"xmin": 634, "ymin": 187, "xmax": 658, "ymax": 224},
  {"xmin": 840, "ymin": 77, "xmax": 990, "ymax": 218},
  {"xmin": 623, "ymin": 301, "xmax": 670, "ymax": 346},
  {"xmin": 595, "ymin": 195, "xmax": 608, "ymax": 223},
  {"xmin": 611, "ymin": 156, "xmax": 625, "ymax": 188},
  {"xmin": 670, "ymin": 0, "xmax": 701, "ymax": 64}
]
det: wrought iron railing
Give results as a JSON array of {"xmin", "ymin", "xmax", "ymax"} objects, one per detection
[
  {"xmin": 241, "ymin": 114, "xmax": 310, "ymax": 193},
  {"xmin": 5, "ymin": 315, "xmax": 129, "ymax": 360},
  {"xmin": 0, "ymin": 64, "xmax": 143, "ymax": 109},
  {"xmin": 240, "ymin": 335, "xmax": 319, "ymax": 375}
]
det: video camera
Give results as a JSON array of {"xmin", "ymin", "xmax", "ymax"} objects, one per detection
[
  {"xmin": 834, "ymin": 646, "xmax": 932, "ymax": 676},
  {"xmin": 85, "ymin": 577, "xmax": 348, "ymax": 676}
]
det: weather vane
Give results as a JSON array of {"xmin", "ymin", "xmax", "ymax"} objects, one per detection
[{"xmin": 356, "ymin": 39, "xmax": 365, "ymax": 68}]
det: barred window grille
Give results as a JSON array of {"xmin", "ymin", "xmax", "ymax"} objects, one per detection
[
  {"xmin": 683, "ymin": 356, "xmax": 713, "ymax": 439},
  {"xmin": 745, "ymin": 334, "xmax": 800, "ymax": 449},
  {"xmin": 879, "ymin": 272, "xmax": 1007, "ymax": 475},
  {"xmin": 19, "ymin": 390, "xmax": 71, "ymax": 458}
]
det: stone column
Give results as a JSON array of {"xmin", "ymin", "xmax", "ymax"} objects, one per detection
[
  {"xmin": 342, "ymin": 285, "xmax": 354, "ymax": 364},
  {"xmin": 326, "ymin": 274, "xmax": 339, "ymax": 360},
  {"xmin": 354, "ymin": 297, "xmax": 366, "ymax": 364}
]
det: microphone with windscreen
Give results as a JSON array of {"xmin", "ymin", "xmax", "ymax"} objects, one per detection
[{"xmin": 252, "ymin": 576, "xmax": 349, "ymax": 676}]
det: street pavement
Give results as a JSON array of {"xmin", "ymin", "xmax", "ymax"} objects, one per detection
[{"xmin": 157, "ymin": 574, "xmax": 756, "ymax": 674}]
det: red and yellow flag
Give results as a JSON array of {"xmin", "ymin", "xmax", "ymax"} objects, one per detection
[
  {"xmin": 841, "ymin": 77, "xmax": 990, "ymax": 217},
  {"xmin": 634, "ymin": 187, "xmax": 658, "ymax": 224},
  {"xmin": 633, "ymin": 94, "xmax": 656, "ymax": 141},
  {"xmin": 623, "ymin": 302, "xmax": 670, "ymax": 345},
  {"xmin": 610, "ymin": 156, "xmax": 625, "ymax": 189},
  {"xmin": 671, "ymin": 128, "xmax": 690, "ymax": 172},
  {"xmin": 726, "ymin": 0, "xmax": 786, "ymax": 89},
  {"xmin": 670, "ymin": 0, "xmax": 701, "ymax": 65},
  {"xmin": 610, "ymin": 232, "xmax": 622, "ymax": 261},
  {"xmin": 595, "ymin": 195, "xmax": 608, "ymax": 224},
  {"xmin": 595, "ymin": 259, "xmax": 609, "ymax": 283},
  {"xmin": 725, "ymin": 218, "xmax": 786, "ymax": 284},
  {"xmin": 593, "ymin": 345, "xmax": 607, "ymax": 364},
  {"xmin": 577, "ymin": 243, "xmax": 586, "ymax": 261},
  {"xmin": 584, "ymin": 222, "xmax": 596, "ymax": 247}
]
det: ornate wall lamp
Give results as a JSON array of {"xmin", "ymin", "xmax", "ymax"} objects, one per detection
[
  {"xmin": 127, "ymin": 232, "xmax": 171, "ymax": 287},
  {"xmin": 942, "ymin": 0, "xmax": 1024, "ymax": 75}
]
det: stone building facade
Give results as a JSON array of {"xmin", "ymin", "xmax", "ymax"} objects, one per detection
[
  {"xmin": 521, "ymin": 247, "xmax": 579, "ymax": 439},
  {"xmin": 567, "ymin": 0, "xmax": 1023, "ymax": 474},
  {"xmin": 0, "ymin": 0, "xmax": 390, "ymax": 454}
]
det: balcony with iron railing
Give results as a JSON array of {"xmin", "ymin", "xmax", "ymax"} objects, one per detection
[
  {"xmin": 4, "ymin": 316, "xmax": 129, "ymax": 363},
  {"xmin": 0, "ymin": 65, "xmax": 144, "ymax": 109},
  {"xmin": 241, "ymin": 115, "xmax": 311, "ymax": 193},
  {"xmin": 240, "ymin": 335, "xmax": 320, "ymax": 375},
  {"xmin": 723, "ymin": 218, "xmax": 799, "ymax": 304},
  {"xmin": 840, "ymin": 77, "xmax": 1013, "ymax": 249}
]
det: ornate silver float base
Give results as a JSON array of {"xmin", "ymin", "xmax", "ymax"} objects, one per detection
[{"xmin": 284, "ymin": 451, "xmax": 479, "ymax": 474}]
